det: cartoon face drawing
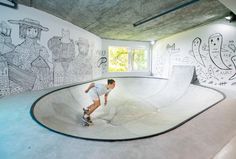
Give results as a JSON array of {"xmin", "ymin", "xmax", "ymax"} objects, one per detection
[
  {"xmin": 208, "ymin": 33, "xmax": 230, "ymax": 70},
  {"xmin": 9, "ymin": 18, "xmax": 48, "ymax": 40},
  {"xmin": 26, "ymin": 27, "xmax": 39, "ymax": 39},
  {"xmin": 209, "ymin": 33, "xmax": 222, "ymax": 52}
]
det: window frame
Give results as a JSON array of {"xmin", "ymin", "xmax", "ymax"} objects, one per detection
[{"xmin": 102, "ymin": 39, "xmax": 151, "ymax": 77}]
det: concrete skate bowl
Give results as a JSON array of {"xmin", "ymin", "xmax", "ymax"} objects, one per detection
[{"xmin": 31, "ymin": 66, "xmax": 224, "ymax": 141}]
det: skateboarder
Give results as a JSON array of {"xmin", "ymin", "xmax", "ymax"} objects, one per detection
[{"xmin": 82, "ymin": 79, "xmax": 116, "ymax": 125}]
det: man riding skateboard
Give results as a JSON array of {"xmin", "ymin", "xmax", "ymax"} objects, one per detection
[{"xmin": 82, "ymin": 79, "xmax": 116, "ymax": 126}]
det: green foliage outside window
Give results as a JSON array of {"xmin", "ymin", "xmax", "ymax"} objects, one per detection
[
  {"xmin": 108, "ymin": 47, "xmax": 128, "ymax": 72},
  {"xmin": 108, "ymin": 46, "xmax": 148, "ymax": 72},
  {"xmin": 131, "ymin": 49, "xmax": 148, "ymax": 71}
]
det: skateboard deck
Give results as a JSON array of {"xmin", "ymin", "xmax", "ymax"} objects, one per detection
[{"xmin": 81, "ymin": 117, "xmax": 92, "ymax": 126}]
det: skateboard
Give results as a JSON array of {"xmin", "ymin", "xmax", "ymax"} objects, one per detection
[{"xmin": 81, "ymin": 117, "xmax": 92, "ymax": 127}]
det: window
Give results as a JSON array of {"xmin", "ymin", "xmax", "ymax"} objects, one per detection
[
  {"xmin": 130, "ymin": 48, "xmax": 148, "ymax": 71},
  {"xmin": 108, "ymin": 46, "xmax": 128, "ymax": 72},
  {"xmin": 108, "ymin": 46, "xmax": 149, "ymax": 72}
]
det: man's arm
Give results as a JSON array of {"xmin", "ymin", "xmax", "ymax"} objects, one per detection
[
  {"xmin": 104, "ymin": 93, "xmax": 108, "ymax": 105},
  {"xmin": 85, "ymin": 83, "xmax": 95, "ymax": 93}
]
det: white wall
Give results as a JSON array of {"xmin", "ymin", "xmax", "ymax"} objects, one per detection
[
  {"xmin": 0, "ymin": 4, "xmax": 102, "ymax": 97},
  {"xmin": 152, "ymin": 19, "xmax": 236, "ymax": 88}
]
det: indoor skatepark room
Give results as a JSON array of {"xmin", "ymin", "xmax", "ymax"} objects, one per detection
[{"xmin": 1, "ymin": 0, "xmax": 236, "ymax": 159}]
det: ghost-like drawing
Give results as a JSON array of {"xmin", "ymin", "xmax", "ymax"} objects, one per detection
[
  {"xmin": 192, "ymin": 37, "xmax": 205, "ymax": 67},
  {"xmin": 229, "ymin": 55, "xmax": 236, "ymax": 80},
  {"xmin": 208, "ymin": 33, "xmax": 230, "ymax": 70}
]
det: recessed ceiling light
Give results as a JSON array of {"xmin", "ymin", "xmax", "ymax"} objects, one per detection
[
  {"xmin": 150, "ymin": 40, "xmax": 156, "ymax": 45},
  {"xmin": 225, "ymin": 12, "xmax": 236, "ymax": 22}
]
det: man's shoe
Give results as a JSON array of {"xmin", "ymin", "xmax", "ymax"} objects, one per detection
[
  {"xmin": 83, "ymin": 108, "xmax": 89, "ymax": 115},
  {"xmin": 86, "ymin": 116, "xmax": 93, "ymax": 124}
]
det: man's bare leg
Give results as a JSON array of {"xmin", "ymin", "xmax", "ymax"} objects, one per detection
[{"xmin": 86, "ymin": 100, "xmax": 101, "ymax": 115}]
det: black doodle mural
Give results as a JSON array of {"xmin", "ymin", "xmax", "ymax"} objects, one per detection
[
  {"xmin": 229, "ymin": 55, "xmax": 236, "ymax": 80},
  {"xmin": 0, "ymin": 18, "xmax": 53, "ymax": 97},
  {"xmin": 228, "ymin": 43, "xmax": 236, "ymax": 53},
  {"xmin": 0, "ymin": 21, "xmax": 14, "ymax": 54},
  {"xmin": 48, "ymin": 29, "xmax": 76, "ymax": 85},
  {"xmin": 0, "ymin": 21, "xmax": 13, "ymax": 96},
  {"xmin": 97, "ymin": 56, "xmax": 107, "ymax": 67},
  {"xmin": 167, "ymin": 43, "xmax": 190, "ymax": 65},
  {"xmin": 208, "ymin": 65, "xmax": 219, "ymax": 81},
  {"xmin": 75, "ymin": 37, "xmax": 93, "ymax": 81},
  {"xmin": 208, "ymin": 33, "xmax": 230, "ymax": 70},
  {"xmin": 96, "ymin": 50, "xmax": 107, "ymax": 74},
  {"xmin": 156, "ymin": 32, "xmax": 236, "ymax": 86},
  {"xmin": 198, "ymin": 33, "xmax": 236, "ymax": 85},
  {"xmin": 7, "ymin": 18, "xmax": 52, "ymax": 91},
  {"xmin": 167, "ymin": 43, "xmax": 191, "ymax": 74},
  {"xmin": 166, "ymin": 43, "xmax": 179, "ymax": 52},
  {"xmin": 195, "ymin": 66, "xmax": 208, "ymax": 83},
  {"xmin": 191, "ymin": 37, "xmax": 205, "ymax": 67},
  {"xmin": 0, "ymin": 17, "xmax": 100, "ymax": 97}
]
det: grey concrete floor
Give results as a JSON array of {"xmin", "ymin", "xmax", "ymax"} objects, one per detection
[{"xmin": 1, "ymin": 85, "xmax": 236, "ymax": 159}]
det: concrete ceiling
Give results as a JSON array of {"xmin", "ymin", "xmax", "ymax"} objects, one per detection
[{"xmin": 18, "ymin": 0, "xmax": 231, "ymax": 42}]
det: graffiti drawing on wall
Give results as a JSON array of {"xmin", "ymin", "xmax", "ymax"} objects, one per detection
[
  {"xmin": 188, "ymin": 33, "xmax": 236, "ymax": 86},
  {"xmin": 0, "ymin": 15, "xmax": 98, "ymax": 97},
  {"xmin": 207, "ymin": 33, "xmax": 231, "ymax": 70},
  {"xmin": 190, "ymin": 37, "xmax": 205, "ymax": 67},
  {"xmin": 48, "ymin": 29, "xmax": 76, "ymax": 85},
  {"xmin": 229, "ymin": 55, "xmax": 236, "ymax": 80},
  {"xmin": 7, "ymin": 18, "xmax": 52, "ymax": 91},
  {"xmin": 166, "ymin": 43, "xmax": 180, "ymax": 54},
  {"xmin": 0, "ymin": 21, "xmax": 14, "ymax": 54},
  {"xmin": 97, "ymin": 56, "xmax": 107, "ymax": 68},
  {"xmin": 0, "ymin": 55, "xmax": 10, "ymax": 97},
  {"xmin": 153, "ymin": 43, "xmax": 179, "ymax": 77},
  {"xmin": 166, "ymin": 43, "xmax": 193, "ymax": 76},
  {"xmin": 74, "ymin": 38, "xmax": 93, "ymax": 81},
  {"xmin": 208, "ymin": 65, "xmax": 219, "ymax": 81},
  {"xmin": 0, "ymin": 21, "xmax": 14, "ymax": 96},
  {"xmin": 228, "ymin": 42, "xmax": 236, "ymax": 53},
  {"xmin": 195, "ymin": 66, "xmax": 208, "ymax": 83},
  {"xmin": 96, "ymin": 50, "xmax": 107, "ymax": 74},
  {"xmin": 0, "ymin": 18, "xmax": 53, "ymax": 96},
  {"xmin": 154, "ymin": 32, "xmax": 236, "ymax": 86},
  {"xmin": 167, "ymin": 43, "xmax": 191, "ymax": 65}
]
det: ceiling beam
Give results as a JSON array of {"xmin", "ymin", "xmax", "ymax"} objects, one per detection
[
  {"xmin": 133, "ymin": 0, "xmax": 199, "ymax": 27},
  {"xmin": 0, "ymin": 0, "xmax": 18, "ymax": 9}
]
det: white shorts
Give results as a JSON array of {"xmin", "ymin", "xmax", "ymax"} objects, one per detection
[{"xmin": 88, "ymin": 89, "xmax": 100, "ymax": 101}]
